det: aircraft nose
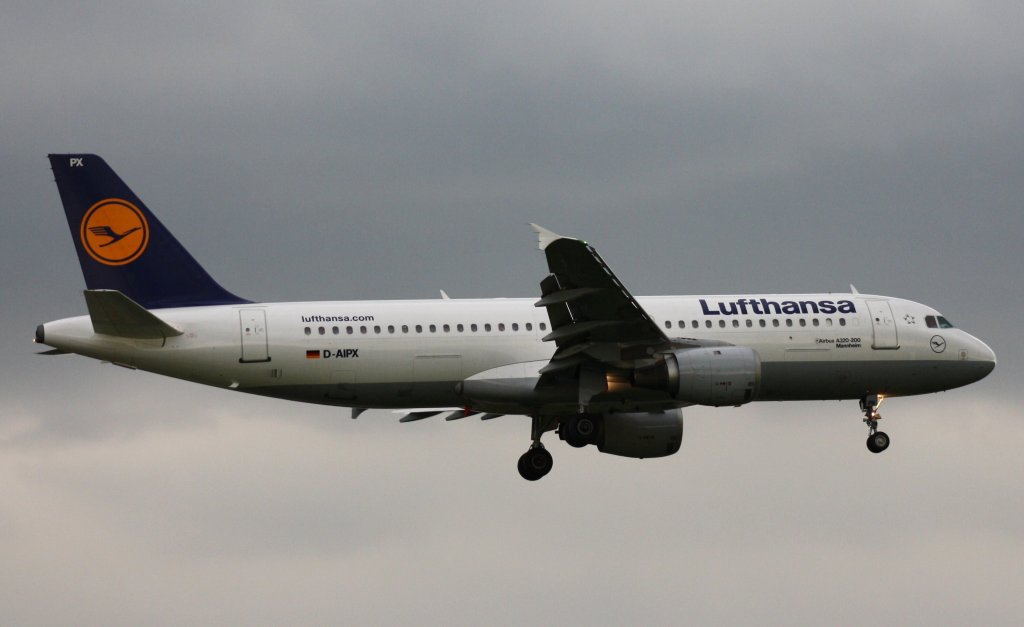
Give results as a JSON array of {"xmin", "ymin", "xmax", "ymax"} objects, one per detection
[{"xmin": 976, "ymin": 338, "xmax": 997, "ymax": 372}]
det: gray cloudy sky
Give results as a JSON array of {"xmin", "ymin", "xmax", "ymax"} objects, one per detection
[{"xmin": 2, "ymin": 2, "xmax": 1022, "ymax": 625}]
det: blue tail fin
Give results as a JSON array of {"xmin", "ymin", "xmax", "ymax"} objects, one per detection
[{"xmin": 49, "ymin": 154, "xmax": 248, "ymax": 309}]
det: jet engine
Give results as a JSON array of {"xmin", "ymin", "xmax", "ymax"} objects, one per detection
[
  {"xmin": 634, "ymin": 346, "xmax": 761, "ymax": 406},
  {"xmin": 596, "ymin": 409, "xmax": 684, "ymax": 459}
]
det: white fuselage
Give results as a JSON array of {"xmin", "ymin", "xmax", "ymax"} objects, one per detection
[{"xmin": 40, "ymin": 293, "xmax": 996, "ymax": 413}]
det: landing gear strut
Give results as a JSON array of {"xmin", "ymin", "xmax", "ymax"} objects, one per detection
[
  {"xmin": 860, "ymin": 394, "xmax": 890, "ymax": 453},
  {"xmin": 518, "ymin": 415, "xmax": 556, "ymax": 481}
]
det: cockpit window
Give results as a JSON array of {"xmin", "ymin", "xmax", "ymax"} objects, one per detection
[{"xmin": 927, "ymin": 314, "xmax": 955, "ymax": 329}]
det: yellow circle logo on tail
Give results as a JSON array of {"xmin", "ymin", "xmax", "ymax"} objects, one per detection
[{"xmin": 80, "ymin": 199, "xmax": 150, "ymax": 266}]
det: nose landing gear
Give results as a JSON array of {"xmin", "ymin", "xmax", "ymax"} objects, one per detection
[{"xmin": 860, "ymin": 394, "xmax": 890, "ymax": 453}]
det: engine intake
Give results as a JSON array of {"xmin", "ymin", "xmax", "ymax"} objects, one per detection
[{"xmin": 634, "ymin": 347, "xmax": 761, "ymax": 406}]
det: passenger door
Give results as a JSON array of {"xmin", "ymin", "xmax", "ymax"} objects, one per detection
[
  {"xmin": 239, "ymin": 309, "xmax": 271, "ymax": 362},
  {"xmin": 866, "ymin": 300, "xmax": 899, "ymax": 349}
]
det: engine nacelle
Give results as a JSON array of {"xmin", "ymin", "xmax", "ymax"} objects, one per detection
[
  {"xmin": 597, "ymin": 409, "xmax": 684, "ymax": 459},
  {"xmin": 634, "ymin": 346, "xmax": 761, "ymax": 406}
]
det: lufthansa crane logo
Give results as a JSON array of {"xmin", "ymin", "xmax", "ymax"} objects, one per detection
[
  {"xmin": 930, "ymin": 335, "xmax": 947, "ymax": 353},
  {"xmin": 80, "ymin": 199, "xmax": 150, "ymax": 266}
]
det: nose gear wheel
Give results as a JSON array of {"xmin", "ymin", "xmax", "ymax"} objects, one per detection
[{"xmin": 860, "ymin": 394, "xmax": 890, "ymax": 453}]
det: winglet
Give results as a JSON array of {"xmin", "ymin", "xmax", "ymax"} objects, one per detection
[
  {"xmin": 850, "ymin": 284, "xmax": 860, "ymax": 295},
  {"xmin": 529, "ymin": 223, "xmax": 566, "ymax": 250},
  {"xmin": 439, "ymin": 289, "xmax": 451, "ymax": 300}
]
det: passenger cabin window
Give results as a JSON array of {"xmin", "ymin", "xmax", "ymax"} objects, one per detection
[
  {"xmin": 498, "ymin": 323, "xmax": 505, "ymax": 332},
  {"xmin": 471, "ymin": 323, "xmax": 478, "ymax": 332},
  {"xmin": 457, "ymin": 324, "xmax": 464, "ymax": 332},
  {"xmin": 526, "ymin": 323, "xmax": 533, "ymax": 331},
  {"xmin": 484, "ymin": 323, "xmax": 492, "ymax": 332},
  {"xmin": 347, "ymin": 326, "xmax": 354, "ymax": 334},
  {"xmin": 540, "ymin": 323, "xmax": 547, "ymax": 331},
  {"xmin": 429, "ymin": 324, "xmax": 437, "ymax": 333},
  {"xmin": 443, "ymin": 324, "xmax": 450, "ymax": 332},
  {"xmin": 402, "ymin": 325, "xmax": 409, "ymax": 333}
]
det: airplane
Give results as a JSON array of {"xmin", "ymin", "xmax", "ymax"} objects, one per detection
[{"xmin": 35, "ymin": 154, "xmax": 997, "ymax": 481}]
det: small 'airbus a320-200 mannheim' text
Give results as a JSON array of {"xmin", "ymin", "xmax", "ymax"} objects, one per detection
[{"xmin": 37, "ymin": 155, "xmax": 996, "ymax": 480}]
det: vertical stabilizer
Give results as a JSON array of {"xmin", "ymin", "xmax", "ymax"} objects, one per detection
[{"xmin": 49, "ymin": 154, "xmax": 248, "ymax": 309}]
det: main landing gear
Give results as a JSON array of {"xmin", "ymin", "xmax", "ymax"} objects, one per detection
[
  {"xmin": 517, "ymin": 446, "xmax": 553, "ymax": 481},
  {"xmin": 860, "ymin": 394, "xmax": 890, "ymax": 454},
  {"xmin": 517, "ymin": 415, "xmax": 557, "ymax": 481}
]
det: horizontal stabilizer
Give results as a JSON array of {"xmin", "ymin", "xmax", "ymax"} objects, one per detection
[{"xmin": 83, "ymin": 290, "xmax": 183, "ymax": 339}]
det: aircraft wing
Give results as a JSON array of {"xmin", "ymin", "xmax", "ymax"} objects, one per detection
[
  {"xmin": 530, "ymin": 224, "xmax": 732, "ymax": 411},
  {"xmin": 530, "ymin": 224, "xmax": 672, "ymax": 376}
]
